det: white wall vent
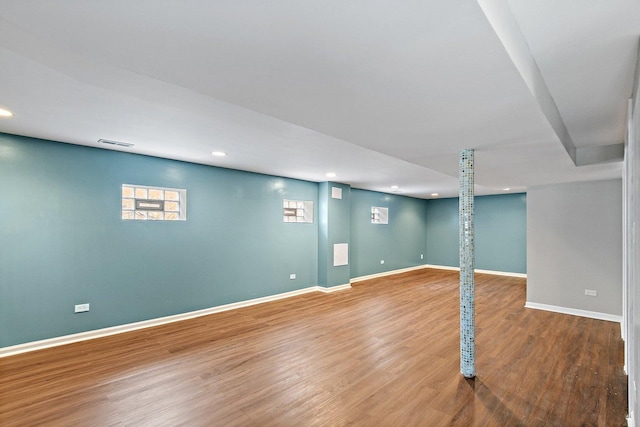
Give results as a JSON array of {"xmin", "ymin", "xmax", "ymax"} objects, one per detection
[{"xmin": 98, "ymin": 139, "xmax": 134, "ymax": 148}]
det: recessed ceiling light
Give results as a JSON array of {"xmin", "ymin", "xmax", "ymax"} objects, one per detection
[
  {"xmin": 0, "ymin": 108, "xmax": 14, "ymax": 117},
  {"xmin": 390, "ymin": 185, "xmax": 399, "ymax": 190},
  {"xmin": 211, "ymin": 151, "xmax": 227, "ymax": 157},
  {"xmin": 431, "ymin": 193, "xmax": 439, "ymax": 197},
  {"xmin": 326, "ymin": 172, "xmax": 337, "ymax": 178},
  {"xmin": 503, "ymin": 188, "xmax": 511, "ymax": 191}
]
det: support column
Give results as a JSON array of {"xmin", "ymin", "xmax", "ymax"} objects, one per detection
[{"xmin": 459, "ymin": 148, "xmax": 476, "ymax": 378}]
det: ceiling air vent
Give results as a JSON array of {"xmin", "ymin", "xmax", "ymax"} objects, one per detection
[{"xmin": 98, "ymin": 139, "xmax": 134, "ymax": 148}]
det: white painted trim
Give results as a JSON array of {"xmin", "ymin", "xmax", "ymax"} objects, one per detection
[
  {"xmin": 423, "ymin": 264, "xmax": 527, "ymax": 278},
  {"xmin": 475, "ymin": 268, "xmax": 527, "ymax": 278},
  {"xmin": 525, "ymin": 302, "xmax": 623, "ymax": 324},
  {"xmin": 0, "ymin": 264, "xmax": 528, "ymax": 358},
  {"xmin": 350, "ymin": 265, "xmax": 431, "ymax": 282},
  {"xmin": 628, "ymin": 411, "xmax": 635, "ymax": 427},
  {"xmin": 0, "ymin": 286, "xmax": 334, "ymax": 358},
  {"xmin": 317, "ymin": 283, "xmax": 352, "ymax": 293},
  {"xmin": 422, "ymin": 264, "xmax": 460, "ymax": 272},
  {"xmin": 351, "ymin": 264, "xmax": 527, "ymax": 283}
]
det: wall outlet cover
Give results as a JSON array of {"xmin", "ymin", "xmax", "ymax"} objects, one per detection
[{"xmin": 74, "ymin": 303, "xmax": 90, "ymax": 313}]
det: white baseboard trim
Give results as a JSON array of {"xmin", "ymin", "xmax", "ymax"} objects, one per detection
[
  {"xmin": 0, "ymin": 285, "xmax": 344, "ymax": 358},
  {"xmin": 421, "ymin": 264, "xmax": 459, "ymax": 272},
  {"xmin": 524, "ymin": 302, "xmax": 623, "ymax": 323},
  {"xmin": 317, "ymin": 283, "xmax": 352, "ymax": 293},
  {"xmin": 424, "ymin": 264, "xmax": 527, "ymax": 278},
  {"xmin": 475, "ymin": 268, "xmax": 527, "ymax": 278},
  {"xmin": 350, "ymin": 264, "xmax": 527, "ymax": 283},
  {"xmin": 1, "ymin": 264, "xmax": 528, "ymax": 358},
  {"xmin": 350, "ymin": 265, "xmax": 431, "ymax": 282}
]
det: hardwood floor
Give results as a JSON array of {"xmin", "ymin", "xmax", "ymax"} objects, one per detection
[{"xmin": 0, "ymin": 269, "xmax": 627, "ymax": 426}]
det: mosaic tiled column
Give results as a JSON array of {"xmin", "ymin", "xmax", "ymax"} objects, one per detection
[{"xmin": 459, "ymin": 149, "xmax": 476, "ymax": 378}]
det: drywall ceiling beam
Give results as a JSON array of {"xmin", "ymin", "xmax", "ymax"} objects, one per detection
[
  {"xmin": 575, "ymin": 143, "xmax": 625, "ymax": 166},
  {"xmin": 477, "ymin": 0, "xmax": 578, "ymax": 165}
]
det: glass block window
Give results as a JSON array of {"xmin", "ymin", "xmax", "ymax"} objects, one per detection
[
  {"xmin": 371, "ymin": 206, "xmax": 389, "ymax": 224},
  {"xmin": 283, "ymin": 199, "xmax": 313, "ymax": 223},
  {"xmin": 122, "ymin": 184, "xmax": 186, "ymax": 221}
]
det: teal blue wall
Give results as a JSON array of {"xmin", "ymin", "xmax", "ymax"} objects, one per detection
[
  {"xmin": 0, "ymin": 132, "xmax": 528, "ymax": 348},
  {"xmin": 0, "ymin": 133, "xmax": 318, "ymax": 347},
  {"xmin": 424, "ymin": 197, "xmax": 459, "ymax": 268},
  {"xmin": 350, "ymin": 189, "xmax": 428, "ymax": 278},
  {"xmin": 318, "ymin": 182, "xmax": 351, "ymax": 287},
  {"xmin": 425, "ymin": 193, "xmax": 527, "ymax": 274}
]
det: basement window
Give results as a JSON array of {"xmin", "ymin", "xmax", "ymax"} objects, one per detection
[
  {"xmin": 283, "ymin": 199, "xmax": 313, "ymax": 223},
  {"xmin": 371, "ymin": 206, "xmax": 389, "ymax": 224},
  {"xmin": 122, "ymin": 184, "xmax": 186, "ymax": 221}
]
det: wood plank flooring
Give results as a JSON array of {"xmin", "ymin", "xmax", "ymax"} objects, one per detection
[{"xmin": 0, "ymin": 269, "xmax": 628, "ymax": 426}]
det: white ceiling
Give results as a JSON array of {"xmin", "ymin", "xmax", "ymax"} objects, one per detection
[{"xmin": 0, "ymin": 0, "xmax": 637, "ymax": 198}]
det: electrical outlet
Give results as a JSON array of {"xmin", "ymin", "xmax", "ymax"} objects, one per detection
[
  {"xmin": 420, "ymin": 254, "xmax": 424, "ymax": 260},
  {"xmin": 380, "ymin": 260, "xmax": 385, "ymax": 264},
  {"xmin": 289, "ymin": 274, "xmax": 296, "ymax": 280},
  {"xmin": 584, "ymin": 289, "xmax": 597, "ymax": 297},
  {"xmin": 74, "ymin": 303, "xmax": 90, "ymax": 313}
]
